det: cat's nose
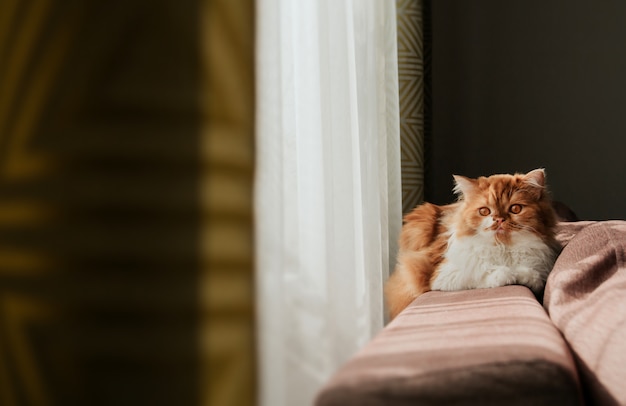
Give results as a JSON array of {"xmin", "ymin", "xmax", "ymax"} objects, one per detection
[{"xmin": 494, "ymin": 217, "xmax": 504, "ymax": 225}]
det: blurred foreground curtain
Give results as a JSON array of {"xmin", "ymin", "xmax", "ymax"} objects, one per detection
[
  {"xmin": 255, "ymin": 1, "xmax": 401, "ymax": 405},
  {"xmin": 0, "ymin": 0, "xmax": 255, "ymax": 405}
]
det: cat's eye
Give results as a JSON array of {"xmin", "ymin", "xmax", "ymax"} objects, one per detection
[
  {"xmin": 509, "ymin": 204, "xmax": 523, "ymax": 214},
  {"xmin": 478, "ymin": 207, "xmax": 491, "ymax": 216}
]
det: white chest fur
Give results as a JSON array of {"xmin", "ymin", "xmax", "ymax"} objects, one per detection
[{"xmin": 431, "ymin": 230, "xmax": 556, "ymax": 293}]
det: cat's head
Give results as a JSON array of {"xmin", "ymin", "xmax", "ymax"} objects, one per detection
[{"xmin": 452, "ymin": 168, "xmax": 556, "ymax": 244}]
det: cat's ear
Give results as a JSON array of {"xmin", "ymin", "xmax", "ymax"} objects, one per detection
[
  {"xmin": 523, "ymin": 168, "xmax": 546, "ymax": 188},
  {"xmin": 452, "ymin": 175, "xmax": 477, "ymax": 197},
  {"xmin": 522, "ymin": 169, "xmax": 547, "ymax": 199}
]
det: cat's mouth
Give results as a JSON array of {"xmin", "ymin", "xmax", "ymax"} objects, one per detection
[
  {"xmin": 487, "ymin": 224, "xmax": 512, "ymax": 244},
  {"xmin": 488, "ymin": 221, "xmax": 529, "ymax": 244},
  {"xmin": 487, "ymin": 222, "xmax": 504, "ymax": 229},
  {"xmin": 487, "ymin": 222, "xmax": 509, "ymax": 235}
]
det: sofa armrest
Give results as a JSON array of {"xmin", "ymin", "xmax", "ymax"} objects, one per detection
[{"xmin": 315, "ymin": 286, "xmax": 581, "ymax": 406}]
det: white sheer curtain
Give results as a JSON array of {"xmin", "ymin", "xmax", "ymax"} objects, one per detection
[{"xmin": 255, "ymin": 1, "xmax": 401, "ymax": 405}]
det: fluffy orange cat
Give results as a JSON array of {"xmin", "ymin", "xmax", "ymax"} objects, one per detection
[{"xmin": 385, "ymin": 169, "xmax": 558, "ymax": 320}]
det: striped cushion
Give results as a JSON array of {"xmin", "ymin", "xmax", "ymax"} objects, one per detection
[{"xmin": 316, "ymin": 285, "xmax": 581, "ymax": 405}]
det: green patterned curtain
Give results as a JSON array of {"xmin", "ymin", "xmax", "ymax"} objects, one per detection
[
  {"xmin": 0, "ymin": 0, "xmax": 255, "ymax": 405},
  {"xmin": 396, "ymin": 0, "xmax": 430, "ymax": 214}
]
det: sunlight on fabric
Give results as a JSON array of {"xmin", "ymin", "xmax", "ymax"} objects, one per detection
[{"xmin": 255, "ymin": 0, "xmax": 401, "ymax": 405}]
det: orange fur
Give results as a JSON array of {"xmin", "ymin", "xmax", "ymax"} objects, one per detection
[
  {"xmin": 385, "ymin": 169, "xmax": 557, "ymax": 320},
  {"xmin": 385, "ymin": 202, "xmax": 454, "ymax": 319}
]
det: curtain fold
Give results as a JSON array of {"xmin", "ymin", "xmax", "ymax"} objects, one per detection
[{"xmin": 255, "ymin": 1, "xmax": 401, "ymax": 405}]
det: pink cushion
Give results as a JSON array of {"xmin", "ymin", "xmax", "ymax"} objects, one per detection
[{"xmin": 546, "ymin": 221, "xmax": 626, "ymax": 405}]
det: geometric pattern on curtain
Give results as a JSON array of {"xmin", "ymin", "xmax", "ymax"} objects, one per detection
[
  {"xmin": 397, "ymin": 0, "xmax": 425, "ymax": 214},
  {"xmin": 0, "ymin": 1, "xmax": 229, "ymax": 405},
  {"xmin": 1, "ymin": 1, "xmax": 257, "ymax": 405},
  {"xmin": 203, "ymin": 0, "xmax": 256, "ymax": 405}
]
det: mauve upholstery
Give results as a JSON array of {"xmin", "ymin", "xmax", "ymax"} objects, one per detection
[
  {"xmin": 545, "ymin": 221, "xmax": 626, "ymax": 405},
  {"xmin": 316, "ymin": 221, "xmax": 626, "ymax": 405},
  {"xmin": 315, "ymin": 285, "xmax": 581, "ymax": 405}
]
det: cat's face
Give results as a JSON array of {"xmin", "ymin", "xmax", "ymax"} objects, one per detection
[{"xmin": 452, "ymin": 169, "xmax": 556, "ymax": 244}]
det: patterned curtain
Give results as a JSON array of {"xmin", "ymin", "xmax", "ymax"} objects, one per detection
[
  {"xmin": 397, "ymin": 0, "xmax": 431, "ymax": 213},
  {"xmin": 204, "ymin": 1, "xmax": 256, "ymax": 406},
  {"xmin": 0, "ymin": 0, "xmax": 255, "ymax": 405}
]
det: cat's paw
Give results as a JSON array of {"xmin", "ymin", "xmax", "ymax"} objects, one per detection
[
  {"xmin": 484, "ymin": 267, "xmax": 516, "ymax": 288},
  {"xmin": 514, "ymin": 267, "xmax": 545, "ymax": 292}
]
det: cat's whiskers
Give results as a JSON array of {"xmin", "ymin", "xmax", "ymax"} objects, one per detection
[{"xmin": 509, "ymin": 222, "xmax": 539, "ymax": 235}]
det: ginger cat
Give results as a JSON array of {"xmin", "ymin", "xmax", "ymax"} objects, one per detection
[{"xmin": 385, "ymin": 169, "xmax": 558, "ymax": 320}]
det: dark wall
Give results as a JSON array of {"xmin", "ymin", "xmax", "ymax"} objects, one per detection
[{"xmin": 428, "ymin": 1, "xmax": 626, "ymax": 220}]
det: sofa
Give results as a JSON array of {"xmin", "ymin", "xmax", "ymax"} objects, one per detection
[{"xmin": 315, "ymin": 221, "xmax": 626, "ymax": 405}]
